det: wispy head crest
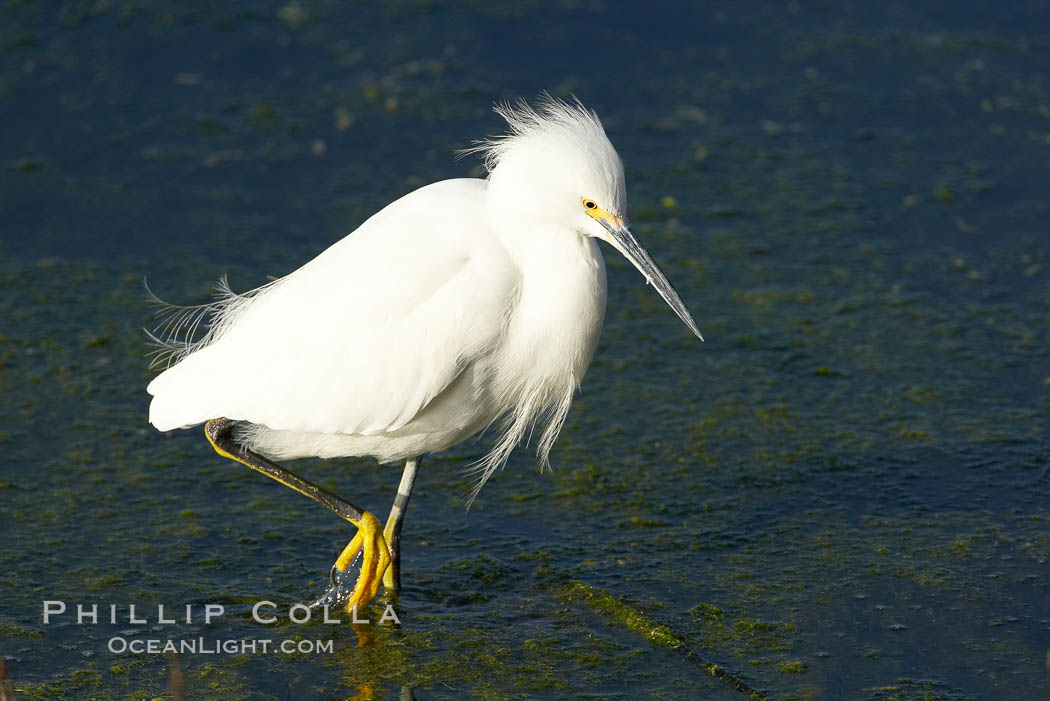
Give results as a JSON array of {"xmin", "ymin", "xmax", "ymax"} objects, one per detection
[{"xmin": 458, "ymin": 92, "xmax": 608, "ymax": 174}]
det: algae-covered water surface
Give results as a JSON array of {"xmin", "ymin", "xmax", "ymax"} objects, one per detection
[{"xmin": 2, "ymin": 2, "xmax": 1049, "ymax": 699}]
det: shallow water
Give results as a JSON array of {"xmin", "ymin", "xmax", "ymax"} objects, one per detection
[{"xmin": 2, "ymin": 1, "xmax": 1049, "ymax": 699}]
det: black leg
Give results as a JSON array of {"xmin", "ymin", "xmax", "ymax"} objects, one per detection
[
  {"xmin": 205, "ymin": 418, "xmax": 364, "ymax": 523},
  {"xmin": 382, "ymin": 456, "xmax": 421, "ymax": 593},
  {"xmin": 206, "ymin": 417, "xmax": 403, "ymax": 611}
]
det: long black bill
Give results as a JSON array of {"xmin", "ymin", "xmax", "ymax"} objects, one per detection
[{"xmin": 601, "ymin": 221, "xmax": 704, "ymax": 341}]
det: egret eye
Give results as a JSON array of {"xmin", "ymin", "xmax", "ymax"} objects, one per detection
[{"xmin": 583, "ymin": 199, "xmax": 597, "ymax": 210}]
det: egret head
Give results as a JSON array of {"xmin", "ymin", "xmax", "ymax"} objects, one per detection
[
  {"xmin": 470, "ymin": 95, "xmax": 625, "ymax": 230},
  {"xmin": 469, "ymin": 95, "xmax": 703, "ymax": 341}
]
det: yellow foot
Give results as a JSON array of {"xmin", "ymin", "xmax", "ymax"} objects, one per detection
[{"xmin": 310, "ymin": 511, "xmax": 391, "ymax": 612}]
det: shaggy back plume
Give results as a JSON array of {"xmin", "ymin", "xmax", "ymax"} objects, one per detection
[{"xmin": 144, "ymin": 276, "xmax": 280, "ymax": 370}]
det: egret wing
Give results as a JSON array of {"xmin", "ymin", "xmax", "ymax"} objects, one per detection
[{"xmin": 147, "ymin": 179, "xmax": 515, "ymax": 436}]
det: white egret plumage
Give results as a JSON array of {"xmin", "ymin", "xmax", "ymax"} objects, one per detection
[{"xmin": 146, "ymin": 95, "xmax": 702, "ymax": 610}]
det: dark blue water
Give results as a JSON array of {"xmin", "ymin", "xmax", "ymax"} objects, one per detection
[{"xmin": 2, "ymin": 2, "xmax": 1049, "ymax": 699}]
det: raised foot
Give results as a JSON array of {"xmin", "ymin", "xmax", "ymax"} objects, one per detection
[{"xmin": 309, "ymin": 511, "xmax": 391, "ymax": 612}]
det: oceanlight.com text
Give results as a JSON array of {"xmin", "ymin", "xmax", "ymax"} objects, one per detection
[{"xmin": 108, "ymin": 637, "xmax": 334, "ymax": 655}]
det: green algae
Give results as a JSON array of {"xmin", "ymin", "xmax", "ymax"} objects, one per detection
[
  {"xmin": 688, "ymin": 604, "xmax": 797, "ymax": 657},
  {"xmin": 561, "ymin": 580, "xmax": 772, "ymax": 700},
  {"xmin": 777, "ymin": 660, "xmax": 806, "ymax": 674}
]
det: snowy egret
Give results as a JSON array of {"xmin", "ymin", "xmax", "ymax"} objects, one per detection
[{"xmin": 146, "ymin": 96, "xmax": 702, "ymax": 611}]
